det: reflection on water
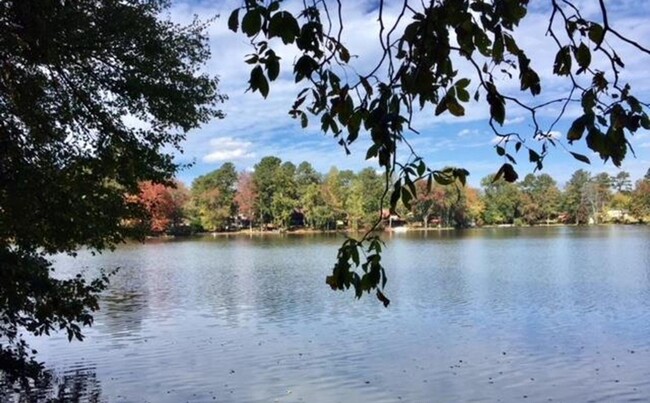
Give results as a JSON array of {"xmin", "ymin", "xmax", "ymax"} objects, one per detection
[
  {"xmin": 5, "ymin": 226, "xmax": 650, "ymax": 402},
  {"xmin": 1, "ymin": 368, "xmax": 101, "ymax": 403}
]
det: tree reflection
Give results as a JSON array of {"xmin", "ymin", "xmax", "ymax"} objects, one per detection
[{"xmin": 1, "ymin": 367, "xmax": 102, "ymax": 402}]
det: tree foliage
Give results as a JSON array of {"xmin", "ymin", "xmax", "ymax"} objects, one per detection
[
  {"xmin": 135, "ymin": 181, "xmax": 190, "ymax": 234},
  {"xmin": 630, "ymin": 178, "xmax": 650, "ymax": 222},
  {"xmin": 191, "ymin": 163, "xmax": 239, "ymax": 230},
  {"xmin": 234, "ymin": 171, "xmax": 259, "ymax": 228},
  {"xmin": 229, "ymin": 0, "xmax": 650, "ymax": 304},
  {"xmin": 0, "ymin": 0, "xmax": 223, "ymax": 380},
  {"xmin": 519, "ymin": 173, "xmax": 561, "ymax": 225}
]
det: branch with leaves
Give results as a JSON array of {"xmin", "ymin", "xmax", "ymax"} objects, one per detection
[{"xmin": 229, "ymin": 0, "xmax": 649, "ymax": 304}]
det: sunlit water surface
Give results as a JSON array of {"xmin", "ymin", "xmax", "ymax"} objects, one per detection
[{"xmin": 4, "ymin": 226, "xmax": 650, "ymax": 402}]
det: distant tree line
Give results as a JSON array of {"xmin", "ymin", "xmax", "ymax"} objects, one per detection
[{"xmin": 133, "ymin": 160, "xmax": 650, "ymax": 234}]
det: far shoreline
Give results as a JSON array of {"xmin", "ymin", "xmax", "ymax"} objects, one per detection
[{"xmin": 144, "ymin": 222, "xmax": 646, "ymax": 241}]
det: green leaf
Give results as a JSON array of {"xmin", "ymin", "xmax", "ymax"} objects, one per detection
[
  {"xmin": 228, "ymin": 8, "xmax": 240, "ymax": 32},
  {"xmin": 447, "ymin": 98, "xmax": 465, "ymax": 116},
  {"xmin": 496, "ymin": 145, "xmax": 505, "ymax": 156},
  {"xmin": 455, "ymin": 78, "xmax": 471, "ymax": 89},
  {"xmin": 457, "ymin": 87, "xmax": 470, "ymax": 103},
  {"xmin": 242, "ymin": 9, "xmax": 262, "ymax": 37},
  {"xmin": 528, "ymin": 149, "xmax": 540, "ymax": 162},
  {"xmin": 417, "ymin": 161, "xmax": 426, "ymax": 177},
  {"xmin": 570, "ymin": 152, "xmax": 591, "ymax": 164}
]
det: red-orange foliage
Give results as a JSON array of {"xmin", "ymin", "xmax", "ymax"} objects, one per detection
[{"xmin": 138, "ymin": 182, "xmax": 178, "ymax": 233}]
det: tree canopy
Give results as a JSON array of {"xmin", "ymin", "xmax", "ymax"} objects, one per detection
[
  {"xmin": 1, "ymin": 0, "xmax": 223, "ymax": 381},
  {"xmin": 228, "ymin": 0, "xmax": 650, "ymax": 304}
]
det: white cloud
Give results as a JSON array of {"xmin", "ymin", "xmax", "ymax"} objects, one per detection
[
  {"xmin": 458, "ymin": 128, "xmax": 480, "ymax": 137},
  {"xmin": 203, "ymin": 137, "xmax": 255, "ymax": 163}
]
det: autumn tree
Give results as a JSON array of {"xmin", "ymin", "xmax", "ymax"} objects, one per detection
[
  {"xmin": 630, "ymin": 178, "xmax": 650, "ymax": 222},
  {"xmin": 137, "ymin": 182, "xmax": 177, "ymax": 234},
  {"xmin": 464, "ymin": 187, "xmax": 485, "ymax": 226},
  {"xmin": 0, "ymin": 0, "xmax": 223, "ymax": 379},
  {"xmin": 234, "ymin": 172, "xmax": 258, "ymax": 229}
]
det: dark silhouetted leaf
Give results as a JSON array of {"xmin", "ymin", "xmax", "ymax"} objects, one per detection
[
  {"xmin": 242, "ymin": 9, "xmax": 262, "ymax": 37},
  {"xmin": 228, "ymin": 8, "xmax": 239, "ymax": 32},
  {"xmin": 567, "ymin": 115, "xmax": 587, "ymax": 142},
  {"xmin": 575, "ymin": 42, "xmax": 591, "ymax": 70},
  {"xmin": 570, "ymin": 152, "xmax": 591, "ymax": 164},
  {"xmin": 377, "ymin": 290, "xmax": 390, "ymax": 307}
]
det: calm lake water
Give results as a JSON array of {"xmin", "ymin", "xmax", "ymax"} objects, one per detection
[{"xmin": 5, "ymin": 226, "xmax": 650, "ymax": 402}]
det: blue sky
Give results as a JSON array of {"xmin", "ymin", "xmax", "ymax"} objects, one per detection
[{"xmin": 165, "ymin": 0, "xmax": 650, "ymax": 188}]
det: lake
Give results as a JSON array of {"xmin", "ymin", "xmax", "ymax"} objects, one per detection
[{"xmin": 5, "ymin": 226, "xmax": 650, "ymax": 402}]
